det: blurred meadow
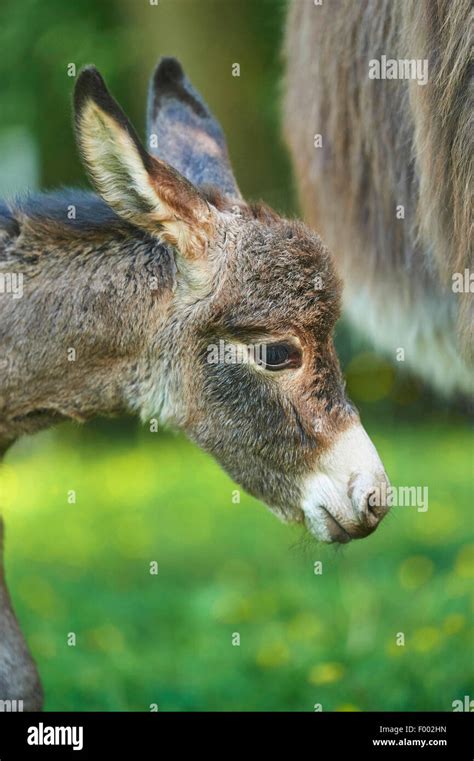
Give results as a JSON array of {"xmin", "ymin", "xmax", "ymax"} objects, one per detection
[{"xmin": 0, "ymin": 0, "xmax": 472, "ymax": 711}]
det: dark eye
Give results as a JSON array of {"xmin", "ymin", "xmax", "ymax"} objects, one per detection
[{"xmin": 258, "ymin": 342, "xmax": 301, "ymax": 371}]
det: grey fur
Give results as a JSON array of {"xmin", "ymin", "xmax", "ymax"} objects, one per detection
[
  {"xmin": 284, "ymin": 0, "xmax": 473, "ymax": 395},
  {"xmin": 0, "ymin": 60, "xmax": 389, "ymax": 708}
]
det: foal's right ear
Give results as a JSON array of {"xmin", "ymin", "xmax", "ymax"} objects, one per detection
[
  {"xmin": 147, "ymin": 58, "xmax": 242, "ymax": 200},
  {"xmin": 73, "ymin": 66, "xmax": 216, "ymax": 259}
]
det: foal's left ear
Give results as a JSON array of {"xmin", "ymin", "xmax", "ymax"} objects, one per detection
[{"xmin": 74, "ymin": 66, "xmax": 216, "ymax": 259}]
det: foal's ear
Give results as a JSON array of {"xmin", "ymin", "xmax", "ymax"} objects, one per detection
[
  {"xmin": 147, "ymin": 57, "xmax": 241, "ymax": 200},
  {"xmin": 74, "ymin": 66, "xmax": 215, "ymax": 259}
]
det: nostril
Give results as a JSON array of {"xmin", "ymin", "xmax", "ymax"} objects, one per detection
[
  {"xmin": 350, "ymin": 473, "xmax": 390, "ymax": 525},
  {"xmin": 359, "ymin": 487, "xmax": 390, "ymax": 530},
  {"xmin": 366, "ymin": 489, "xmax": 379, "ymax": 516}
]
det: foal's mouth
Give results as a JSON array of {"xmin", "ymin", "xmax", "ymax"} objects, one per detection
[{"xmin": 320, "ymin": 506, "xmax": 352, "ymax": 544}]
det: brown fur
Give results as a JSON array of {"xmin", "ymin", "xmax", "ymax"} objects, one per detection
[
  {"xmin": 0, "ymin": 60, "xmax": 389, "ymax": 708},
  {"xmin": 284, "ymin": 0, "xmax": 473, "ymax": 393}
]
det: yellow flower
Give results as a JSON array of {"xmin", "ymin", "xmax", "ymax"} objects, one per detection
[
  {"xmin": 412, "ymin": 627, "xmax": 441, "ymax": 653},
  {"xmin": 308, "ymin": 662, "xmax": 345, "ymax": 685},
  {"xmin": 287, "ymin": 612, "xmax": 322, "ymax": 641},
  {"xmin": 256, "ymin": 641, "xmax": 290, "ymax": 668},
  {"xmin": 213, "ymin": 595, "xmax": 253, "ymax": 623},
  {"xmin": 86, "ymin": 624, "xmax": 125, "ymax": 653}
]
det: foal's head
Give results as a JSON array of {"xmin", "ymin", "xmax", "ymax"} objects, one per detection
[{"xmin": 73, "ymin": 59, "xmax": 390, "ymax": 543}]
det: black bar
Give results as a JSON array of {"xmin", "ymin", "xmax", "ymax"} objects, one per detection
[{"xmin": 0, "ymin": 711, "xmax": 471, "ymax": 758}]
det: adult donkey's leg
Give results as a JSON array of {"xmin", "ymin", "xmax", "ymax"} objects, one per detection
[{"xmin": 0, "ymin": 516, "xmax": 43, "ymax": 710}]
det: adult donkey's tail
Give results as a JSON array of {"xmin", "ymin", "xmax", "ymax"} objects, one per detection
[{"xmin": 0, "ymin": 516, "xmax": 43, "ymax": 711}]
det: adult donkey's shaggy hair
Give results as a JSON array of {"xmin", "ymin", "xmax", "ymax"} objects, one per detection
[{"xmin": 285, "ymin": 0, "xmax": 473, "ymax": 396}]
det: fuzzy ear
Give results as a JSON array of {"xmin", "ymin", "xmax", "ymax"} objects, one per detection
[
  {"xmin": 73, "ymin": 66, "xmax": 215, "ymax": 258},
  {"xmin": 147, "ymin": 57, "xmax": 242, "ymax": 200}
]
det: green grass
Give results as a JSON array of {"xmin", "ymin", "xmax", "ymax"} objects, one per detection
[{"xmin": 1, "ymin": 419, "xmax": 473, "ymax": 711}]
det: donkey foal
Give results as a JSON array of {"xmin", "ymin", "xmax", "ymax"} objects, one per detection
[{"xmin": 0, "ymin": 58, "xmax": 390, "ymax": 708}]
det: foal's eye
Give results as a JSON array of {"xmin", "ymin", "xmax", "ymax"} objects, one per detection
[{"xmin": 258, "ymin": 342, "xmax": 302, "ymax": 371}]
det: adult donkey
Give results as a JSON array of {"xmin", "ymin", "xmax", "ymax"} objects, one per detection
[
  {"xmin": 284, "ymin": 0, "xmax": 473, "ymax": 397},
  {"xmin": 0, "ymin": 59, "xmax": 389, "ymax": 709}
]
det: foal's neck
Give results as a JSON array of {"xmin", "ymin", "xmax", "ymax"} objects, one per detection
[{"xmin": 0, "ymin": 190, "xmax": 175, "ymax": 443}]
